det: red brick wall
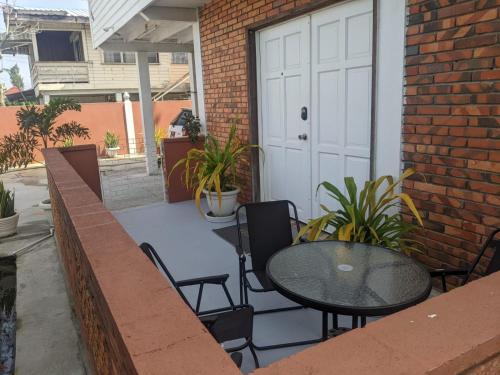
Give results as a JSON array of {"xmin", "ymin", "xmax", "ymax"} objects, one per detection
[
  {"xmin": 44, "ymin": 147, "xmax": 239, "ymax": 375},
  {"xmin": 402, "ymin": 0, "xmax": 499, "ymax": 285},
  {"xmin": 199, "ymin": 0, "xmax": 338, "ymax": 201}
]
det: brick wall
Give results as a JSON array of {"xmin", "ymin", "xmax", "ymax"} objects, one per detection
[
  {"xmin": 44, "ymin": 146, "xmax": 239, "ymax": 375},
  {"xmin": 402, "ymin": 0, "xmax": 499, "ymax": 286},
  {"xmin": 199, "ymin": 0, "xmax": 333, "ymax": 201}
]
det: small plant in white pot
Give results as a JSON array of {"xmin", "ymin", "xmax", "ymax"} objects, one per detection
[
  {"xmin": 0, "ymin": 182, "xmax": 19, "ymax": 238},
  {"xmin": 170, "ymin": 125, "xmax": 262, "ymax": 222},
  {"xmin": 104, "ymin": 131, "xmax": 120, "ymax": 158}
]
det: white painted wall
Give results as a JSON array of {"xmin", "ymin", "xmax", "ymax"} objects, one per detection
[{"xmin": 374, "ymin": 0, "xmax": 406, "ymax": 179}]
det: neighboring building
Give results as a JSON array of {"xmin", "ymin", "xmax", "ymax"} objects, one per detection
[{"xmin": 1, "ymin": 6, "xmax": 191, "ymax": 103}]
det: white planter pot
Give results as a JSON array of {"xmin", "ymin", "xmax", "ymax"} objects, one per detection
[
  {"xmin": 203, "ymin": 187, "xmax": 240, "ymax": 218},
  {"xmin": 39, "ymin": 199, "xmax": 53, "ymax": 227},
  {"xmin": 0, "ymin": 213, "xmax": 19, "ymax": 238},
  {"xmin": 106, "ymin": 147, "xmax": 120, "ymax": 158}
]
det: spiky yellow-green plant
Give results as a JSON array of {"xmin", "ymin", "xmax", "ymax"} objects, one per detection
[
  {"xmin": 296, "ymin": 169, "xmax": 423, "ymax": 254},
  {"xmin": 170, "ymin": 125, "xmax": 262, "ymax": 213},
  {"xmin": 0, "ymin": 181, "xmax": 15, "ymax": 219}
]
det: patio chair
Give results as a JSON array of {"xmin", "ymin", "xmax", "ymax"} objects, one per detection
[
  {"xmin": 236, "ymin": 200, "xmax": 301, "ymax": 311},
  {"xmin": 139, "ymin": 242, "xmax": 234, "ymax": 315},
  {"xmin": 430, "ymin": 228, "xmax": 500, "ymax": 292},
  {"xmin": 236, "ymin": 200, "xmax": 322, "ymax": 350},
  {"xmin": 138, "ymin": 242, "xmax": 259, "ymax": 369}
]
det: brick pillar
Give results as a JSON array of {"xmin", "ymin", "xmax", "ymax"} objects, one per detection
[{"xmin": 402, "ymin": 0, "xmax": 499, "ymax": 287}]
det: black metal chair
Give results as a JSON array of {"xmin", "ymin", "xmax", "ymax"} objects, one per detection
[
  {"xmin": 236, "ymin": 200, "xmax": 322, "ymax": 350},
  {"xmin": 236, "ymin": 200, "xmax": 301, "ymax": 310},
  {"xmin": 430, "ymin": 228, "xmax": 500, "ymax": 292},
  {"xmin": 138, "ymin": 242, "xmax": 259, "ymax": 368}
]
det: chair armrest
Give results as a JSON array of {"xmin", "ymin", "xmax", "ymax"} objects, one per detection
[
  {"xmin": 429, "ymin": 268, "xmax": 468, "ymax": 277},
  {"xmin": 176, "ymin": 273, "xmax": 230, "ymax": 287}
]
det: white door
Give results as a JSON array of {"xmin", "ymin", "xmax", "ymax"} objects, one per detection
[
  {"xmin": 310, "ymin": 0, "xmax": 373, "ymax": 216},
  {"xmin": 259, "ymin": 16, "xmax": 312, "ymax": 219},
  {"xmin": 259, "ymin": 0, "xmax": 373, "ymax": 221}
]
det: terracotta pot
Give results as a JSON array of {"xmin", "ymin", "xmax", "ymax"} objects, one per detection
[
  {"xmin": 163, "ymin": 136, "xmax": 204, "ymax": 203},
  {"xmin": 0, "ymin": 213, "xmax": 19, "ymax": 238}
]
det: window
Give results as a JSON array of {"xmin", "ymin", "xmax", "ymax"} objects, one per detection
[
  {"xmin": 36, "ymin": 31, "xmax": 85, "ymax": 62},
  {"xmin": 103, "ymin": 52, "xmax": 160, "ymax": 64},
  {"xmin": 147, "ymin": 53, "xmax": 159, "ymax": 64},
  {"xmin": 172, "ymin": 52, "xmax": 188, "ymax": 64}
]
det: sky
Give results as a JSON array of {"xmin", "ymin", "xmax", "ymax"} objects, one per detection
[{"xmin": 0, "ymin": 0, "xmax": 88, "ymax": 90}]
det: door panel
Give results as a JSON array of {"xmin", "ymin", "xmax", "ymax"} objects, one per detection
[
  {"xmin": 259, "ymin": 0, "xmax": 373, "ymax": 220},
  {"xmin": 260, "ymin": 16, "xmax": 311, "ymax": 220},
  {"xmin": 311, "ymin": 0, "xmax": 373, "ymax": 216}
]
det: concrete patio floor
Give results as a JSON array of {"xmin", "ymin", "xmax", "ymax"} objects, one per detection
[{"xmin": 114, "ymin": 200, "xmax": 368, "ymax": 374}]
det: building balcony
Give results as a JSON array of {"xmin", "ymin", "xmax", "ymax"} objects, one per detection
[{"xmin": 31, "ymin": 61, "xmax": 90, "ymax": 85}]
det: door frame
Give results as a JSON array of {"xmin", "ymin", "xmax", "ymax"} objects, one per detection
[{"xmin": 246, "ymin": 0, "xmax": 379, "ymax": 203}]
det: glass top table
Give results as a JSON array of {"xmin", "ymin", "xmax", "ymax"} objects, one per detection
[{"xmin": 267, "ymin": 240, "xmax": 432, "ymax": 320}]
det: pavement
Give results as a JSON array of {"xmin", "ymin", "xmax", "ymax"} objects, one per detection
[
  {"xmin": 100, "ymin": 156, "xmax": 165, "ymax": 211},
  {"xmin": 0, "ymin": 167, "xmax": 88, "ymax": 375}
]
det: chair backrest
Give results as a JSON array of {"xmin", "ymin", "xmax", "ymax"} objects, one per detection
[
  {"xmin": 138, "ymin": 242, "xmax": 191, "ymax": 307},
  {"xmin": 463, "ymin": 228, "xmax": 500, "ymax": 284},
  {"xmin": 236, "ymin": 200, "xmax": 299, "ymax": 272},
  {"xmin": 206, "ymin": 305, "xmax": 254, "ymax": 343}
]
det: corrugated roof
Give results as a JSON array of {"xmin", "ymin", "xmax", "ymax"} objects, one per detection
[{"xmin": 11, "ymin": 7, "xmax": 89, "ymax": 19}]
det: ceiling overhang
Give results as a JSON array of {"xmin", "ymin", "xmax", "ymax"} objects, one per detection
[{"xmin": 99, "ymin": 1, "xmax": 210, "ymax": 53}]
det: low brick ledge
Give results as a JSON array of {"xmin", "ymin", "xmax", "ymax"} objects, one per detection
[{"xmin": 44, "ymin": 146, "xmax": 500, "ymax": 375}]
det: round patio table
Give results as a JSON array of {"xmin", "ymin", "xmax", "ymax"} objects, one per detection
[{"xmin": 266, "ymin": 240, "xmax": 432, "ymax": 340}]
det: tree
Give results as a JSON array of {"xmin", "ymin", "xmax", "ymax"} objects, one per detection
[
  {"xmin": 15, "ymin": 97, "xmax": 90, "ymax": 149},
  {"xmin": 6, "ymin": 64, "xmax": 24, "ymax": 90},
  {"xmin": 0, "ymin": 97, "xmax": 90, "ymax": 172},
  {"xmin": 0, "ymin": 132, "xmax": 37, "ymax": 174}
]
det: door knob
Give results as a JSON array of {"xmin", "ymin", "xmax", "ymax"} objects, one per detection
[
  {"xmin": 301, "ymin": 106, "xmax": 308, "ymax": 121},
  {"xmin": 298, "ymin": 133, "xmax": 308, "ymax": 140}
]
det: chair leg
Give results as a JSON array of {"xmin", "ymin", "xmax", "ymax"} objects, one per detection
[
  {"xmin": 239, "ymin": 262, "xmax": 244, "ymax": 305},
  {"xmin": 243, "ymin": 281, "xmax": 249, "ymax": 305},
  {"xmin": 221, "ymin": 282, "xmax": 235, "ymax": 308},
  {"xmin": 441, "ymin": 275, "xmax": 448, "ymax": 293},
  {"xmin": 195, "ymin": 283, "xmax": 204, "ymax": 314},
  {"xmin": 322, "ymin": 312, "xmax": 329, "ymax": 341},
  {"xmin": 249, "ymin": 344, "xmax": 260, "ymax": 368},
  {"xmin": 331, "ymin": 313, "xmax": 338, "ymax": 329},
  {"xmin": 361, "ymin": 316, "xmax": 367, "ymax": 328},
  {"xmin": 352, "ymin": 315, "xmax": 359, "ymax": 329}
]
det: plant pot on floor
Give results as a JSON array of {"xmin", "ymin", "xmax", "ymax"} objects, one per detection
[
  {"xmin": 0, "ymin": 213, "xmax": 20, "ymax": 238},
  {"xmin": 39, "ymin": 199, "xmax": 53, "ymax": 227},
  {"xmin": 106, "ymin": 147, "xmax": 120, "ymax": 158},
  {"xmin": 203, "ymin": 187, "xmax": 239, "ymax": 223}
]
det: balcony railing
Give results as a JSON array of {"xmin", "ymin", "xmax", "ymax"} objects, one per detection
[{"xmin": 32, "ymin": 61, "xmax": 90, "ymax": 84}]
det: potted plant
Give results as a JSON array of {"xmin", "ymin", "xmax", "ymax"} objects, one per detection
[
  {"xmin": 104, "ymin": 131, "xmax": 120, "ymax": 158},
  {"xmin": 171, "ymin": 124, "xmax": 261, "ymax": 222},
  {"xmin": 182, "ymin": 114, "xmax": 201, "ymax": 143},
  {"xmin": 0, "ymin": 182, "xmax": 18, "ymax": 238},
  {"xmin": 296, "ymin": 169, "xmax": 424, "ymax": 254}
]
